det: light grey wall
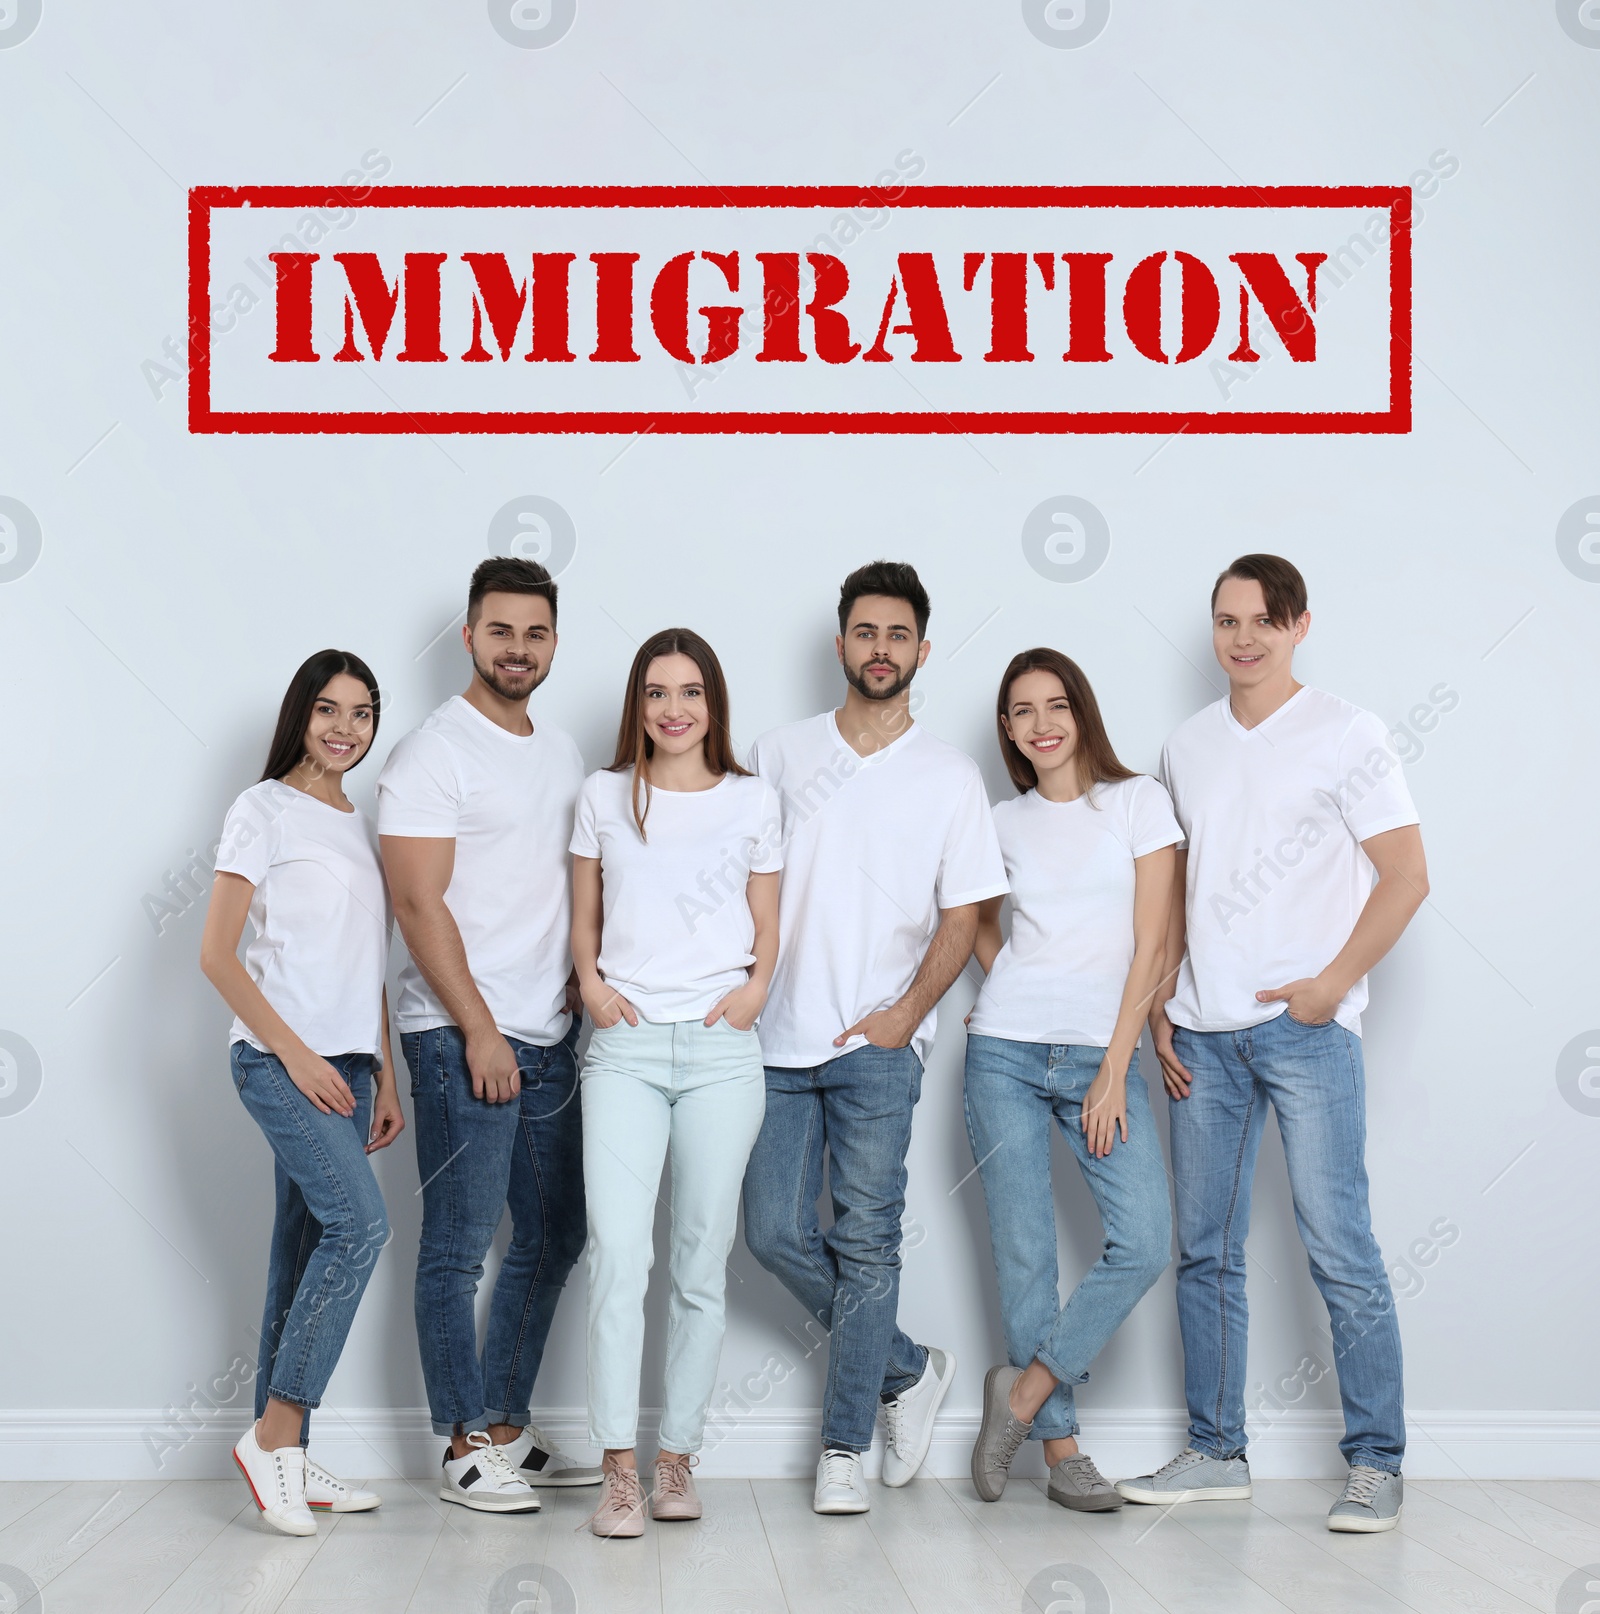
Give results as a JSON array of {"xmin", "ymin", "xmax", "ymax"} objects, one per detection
[{"xmin": 1, "ymin": 0, "xmax": 1596, "ymax": 1448}]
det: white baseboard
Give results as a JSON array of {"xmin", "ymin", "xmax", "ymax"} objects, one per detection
[{"xmin": 2, "ymin": 1407, "xmax": 1596, "ymax": 1482}]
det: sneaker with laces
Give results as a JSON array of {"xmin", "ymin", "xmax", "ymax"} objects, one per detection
[
  {"xmin": 501, "ymin": 1425, "xmax": 603, "ymax": 1487},
  {"xmin": 650, "ymin": 1454, "xmax": 702, "ymax": 1521},
  {"xmin": 1048, "ymin": 1451, "xmax": 1123, "ymax": 1512},
  {"xmin": 233, "ymin": 1423, "xmax": 316, "ymax": 1537},
  {"xmin": 881, "ymin": 1345, "xmax": 956, "ymax": 1488},
  {"xmin": 304, "ymin": 1455, "xmax": 381, "ymax": 1512},
  {"xmin": 971, "ymin": 1364, "xmax": 1032, "ymax": 1502},
  {"xmin": 1117, "ymin": 1446, "xmax": 1252, "ymax": 1504},
  {"xmin": 813, "ymin": 1448, "xmax": 870, "ymax": 1514},
  {"xmin": 440, "ymin": 1432, "xmax": 541, "ymax": 1513},
  {"xmin": 589, "ymin": 1460, "xmax": 647, "ymax": 1538},
  {"xmin": 1327, "ymin": 1465, "xmax": 1402, "ymax": 1532}
]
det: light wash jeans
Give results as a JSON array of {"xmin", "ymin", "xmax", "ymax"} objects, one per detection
[
  {"xmin": 741, "ymin": 1044, "xmax": 929, "ymax": 1454},
  {"xmin": 582, "ymin": 1016, "xmax": 766, "ymax": 1453},
  {"xmin": 963, "ymin": 1036, "xmax": 1171, "ymax": 1441},
  {"xmin": 231, "ymin": 1042, "xmax": 390, "ymax": 1441},
  {"xmin": 1170, "ymin": 1012, "xmax": 1405, "ymax": 1473},
  {"xmin": 405, "ymin": 1022, "xmax": 586, "ymax": 1438}
]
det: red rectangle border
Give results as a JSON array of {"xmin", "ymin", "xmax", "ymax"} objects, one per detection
[{"xmin": 187, "ymin": 184, "xmax": 1412, "ymax": 437}]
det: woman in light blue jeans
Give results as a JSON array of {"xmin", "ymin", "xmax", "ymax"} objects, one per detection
[
  {"xmin": 569, "ymin": 628, "xmax": 781, "ymax": 1537},
  {"xmin": 963, "ymin": 648, "xmax": 1180, "ymax": 1509},
  {"xmin": 199, "ymin": 650, "xmax": 401, "ymax": 1536}
]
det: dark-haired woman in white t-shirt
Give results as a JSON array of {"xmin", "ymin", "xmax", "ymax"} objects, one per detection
[
  {"xmin": 200, "ymin": 650, "xmax": 399, "ymax": 1537},
  {"xmin": 964, "ymin": 648, "xmax": 1180, "ymax": 1512}
]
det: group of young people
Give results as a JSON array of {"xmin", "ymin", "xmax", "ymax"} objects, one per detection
[{"xmin": 199, "ymin": 550, "xmax": 1428, "ymax": 1542}]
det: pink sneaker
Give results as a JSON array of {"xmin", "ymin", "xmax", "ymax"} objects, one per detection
[
  {"xmin": 650, "ymin": 1454, "xmax": 702, "ymax": 1521},
  {"xmin": 588, "ymin": 1460, "xmax": 646, "ymax": 1538}
]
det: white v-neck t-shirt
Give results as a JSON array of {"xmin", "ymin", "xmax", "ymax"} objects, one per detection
[
  {"xmin": 214, "ymin": 779, "xmax": 392, "ymax": 1057},
  {"xmin": 1158, "ymin": 686, "xmax": 1420, "ymax": 1036},
  {"xmin": 376, "ymin": 696, "xmax": 585, "ymax": 1046},
  {"xmin": 747, "ymin": 711, "xmax": 1008, "ymax": 1070},
  {"xmin": 968, "ymin": 775, "xmax": 1183, "ymax": 1048},
  {"xmin": 569, "ymin": 768, "xmax": 784, "ymax": 1022}
]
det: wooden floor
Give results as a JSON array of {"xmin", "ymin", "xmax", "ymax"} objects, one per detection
[{"xmin": 2, "ymin": 1473, "xmax": 1597, "ymax": 1612}]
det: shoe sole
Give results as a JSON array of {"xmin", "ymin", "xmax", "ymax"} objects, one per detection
[
  {"xmin": 308, "ymin": 1497, "xmax": 382, "ymax": 1512},
  {"xmin": 970, "ymin": 1365, "xmax": 1022, "ymax": 1503},
  {"xmin": 233, "ymin": 1450, "xmax": 317, "ymax": 1536},
  {"xmin": 651, "ymin": 1507, "xmax": 704, "ymax": 1521},
  {"xmin": 813, "ymin": 1498, "xmax": 871, "ymax": 1515},
  {"xmin": 883, "ymin": 1348, "xmax": 959, "ymax": 1489},
  {"xmin": 522, "ymin": 1472, "xmax": 605, "ymax": 1487},
  {"xmin": 1048, "ymin": 1487, "xmax": 1124, "ymax": 1512},
  {"xmin": 438, "ymin": 1486, "xmax": 541, "ymax": 1513},
  {"xmin": 1327, "ymin": 1509, "xmax": 1401, "ymax": 1533},
  {"xmin": 1115, "ymin": 1482, "xmax": 1253, "ymax": 1505}
]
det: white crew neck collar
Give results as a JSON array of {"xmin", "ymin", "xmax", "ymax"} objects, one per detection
[{"xmin": 452, "ymin": 693, "xmax": 539, "ymax": 743}]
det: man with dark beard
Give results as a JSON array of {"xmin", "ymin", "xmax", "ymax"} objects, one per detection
[
  {"xmin": 741, "ymin": 560, "xmax": 1008, "ymax": 1514},
  {"xmin": 378, "ymin": 558, "xmax": 600, "ymax": 1513}
]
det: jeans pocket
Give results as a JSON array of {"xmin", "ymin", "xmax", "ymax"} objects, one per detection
[{"xmin": 1283, "ymin": 1010, "xmax": 1334, "ymax": 1029}]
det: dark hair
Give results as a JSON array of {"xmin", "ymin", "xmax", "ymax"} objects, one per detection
[
  {"xmin": 995, "ymin": 648, "xmax": 1135, "ymax": 797},
  {"xmin": 260, "ymin": 650, "xmax": 381, "ymax": 784},
  {"xmin": 468, "ymin": 556, "xmax": 558, "ymax": 626},
  {"xmin": 1210, "ymin": 553, "xmax": 1307, "ymax": 629},
  {"xmin": 837, "ymin": 560, "xmax": 930, "ymax": 641},
  {"xmin": 606, "ymin": 628, "xmax": 750, "ymax": 838}
]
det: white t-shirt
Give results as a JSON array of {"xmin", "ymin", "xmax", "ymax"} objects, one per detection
[
  {"xmin": 747, "ymin": 712, "xmax": 1008, "ymax": 1069},
  {"xmin": 969, "ymin": 775, "xmax": 1183, "ymax": 1049},
  {"xmin": 214, "ymin": 780, "xmax": 392, "ymax": 1058},
  {"xmin": 375, "ymin": 696, "xmax": 585, "ymax": 1046},
  {"xmin": 569, "ymin": 768, "xmax": 784, "ymax": 1022},
  {"xmin": 1159, "ymin": 686, "xmax": 1420, "ymax": 1036}
]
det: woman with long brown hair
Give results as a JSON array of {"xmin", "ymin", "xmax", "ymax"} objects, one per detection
[
  {"xmin": 963, "ymin": 648, "xmax": 1180, "ymax": 1513},
  {"xmin": 569, "ymin": 628, "xmax": 782, "ymax": 1538}
]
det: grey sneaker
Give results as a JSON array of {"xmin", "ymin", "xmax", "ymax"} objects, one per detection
[
  {"xmin": 971, "ymin": 1364, "xmax": 1032, "ymax": 1502},
  {"xmin": 1327, "ymin": 1466, "xmax": 1402, "ymax": 1532},
  {"xmin": 1116, "ymin": 1446, "xmax": 1252, "ymax": 1505},
  {"xmin": 1047, "ymin": 1452, "xmax": 1123, "ymax": 1512}
]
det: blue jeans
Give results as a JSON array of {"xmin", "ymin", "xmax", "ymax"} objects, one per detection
[
  {"xmin": 405, "ymin": 1023, "xmax": 586, "ymax": 1438},
  {"xmin": 963, "ymin": 1037, "xmax": 1171, "ymax": 1441},
  {"xmin": 741, "ymin": 1044, "xmax": 929, "ymax": 1454},
  {"xmin": 232, "ymin": 1042, "xmax": 390, "ymax": 1443},
  {"xmin": 1170, "ymin": 1013, "xmax": 1404, "ymax": 1473},
  {"xmin": 581, "ymin": 1018, "xmax": 767, "ymax": 1452}
]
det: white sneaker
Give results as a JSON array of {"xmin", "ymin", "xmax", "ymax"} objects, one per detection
[
  {"xmin": 233, "ymin": 1424, "xmax": 316, "ymax": 1537},
  {"xmin": 813, "ymin": 1448, "xmax": 870, "ymax": 1515},
  {"xmin": 305, "ymin": 1455, "xmax": 382, "ymax": 1512},
  {"xmin": 439, "ymin": 1432, "xmax": 541, "ymax": 1512},
  {"xmin": 500, "ymin": 1424, "xmax": 603, "ymax": 1487},
  {"xmin": 881, "ymin": 1346, "xmax": 956, "ymax": 1488}
]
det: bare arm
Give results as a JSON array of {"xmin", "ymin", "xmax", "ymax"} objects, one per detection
[
  {"xmin": 705, "ymin": 869, "xmax": 781, "ymax": 1030},
  {"xmin": 571, "ymin": 854, "xmax": 638, "ymax": 1029},
  {"xmin": 971, "ymin": 895, "xmax": 1005, "ymax": 976},
  {"xmin": 381, "ymin": 834, "xmax": 519, "ymax": 1102},
  {"xmin": 1148, "ymin": 847, "xmax": 1194, "ymax": 1100},
  {"xmin": 836, "ymin": 901, "xmax": 980, "ymax": 1050},
  {"xmin": 1083, "ymin": 846, "xmax": 1175, "ymax": 1155},
  {"xmin": 1257, "ymin": 824, "xmax": 1429, "ymax": 1024},
  {"xmin": 199, "ymin": 872, "xmax": 355, "ymax": 1117},
  {"xmin": 367, "ymin": 989, "xmax": 405, "ymax": 1152}
]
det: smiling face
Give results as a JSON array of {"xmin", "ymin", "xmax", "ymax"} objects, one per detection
[
  {"xmin": 301, "ymin": 672, "xmax": 375, "ymax": 775},
  {"xmin": 1001, "ymin": 668, "xmax": 1080, "ymax": 784},
  {"xmin": 1212, "ymin": 576, "xmax": 1307, "ymax": 693},
  {"xmin": 642, "ymin": 652, "xmax": 710, "ymax": 758},
  {"xmin": 837, "ymin": 593, "xmax": 928, "ymax": 702},
  {"xmin": 465, "ymin": 590, "xmax": 556, "ymax": 702}
]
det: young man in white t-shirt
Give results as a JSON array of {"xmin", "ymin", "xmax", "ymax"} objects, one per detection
[
  {"xmin": 377, "ymin": 558, "xmax": 599, "ymax": 1513},
  {"xmin": 1119, "ymin": 554, "xmax": 1429, "ymax": 1534},
  {"xmin": 742, "ymin": 561, "xmax": 1009, "ymax": 1515}
]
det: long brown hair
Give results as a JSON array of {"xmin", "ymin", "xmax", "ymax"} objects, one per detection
[
  {"xmin": 606, "ymin": 628, "xmax": 749, "ymax": 837},
  {"xmin": 995, "ymin": 647, "xmax": 1136, "ymax": 798}
]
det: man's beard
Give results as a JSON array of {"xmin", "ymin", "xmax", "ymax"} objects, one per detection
[
  {"xmin": 473, "ymin": 650, "xmax": 547, "ymax": 701},
  {"xmin": 843, "ymin": 658, "xmax": 916, "ymax": 702}
]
